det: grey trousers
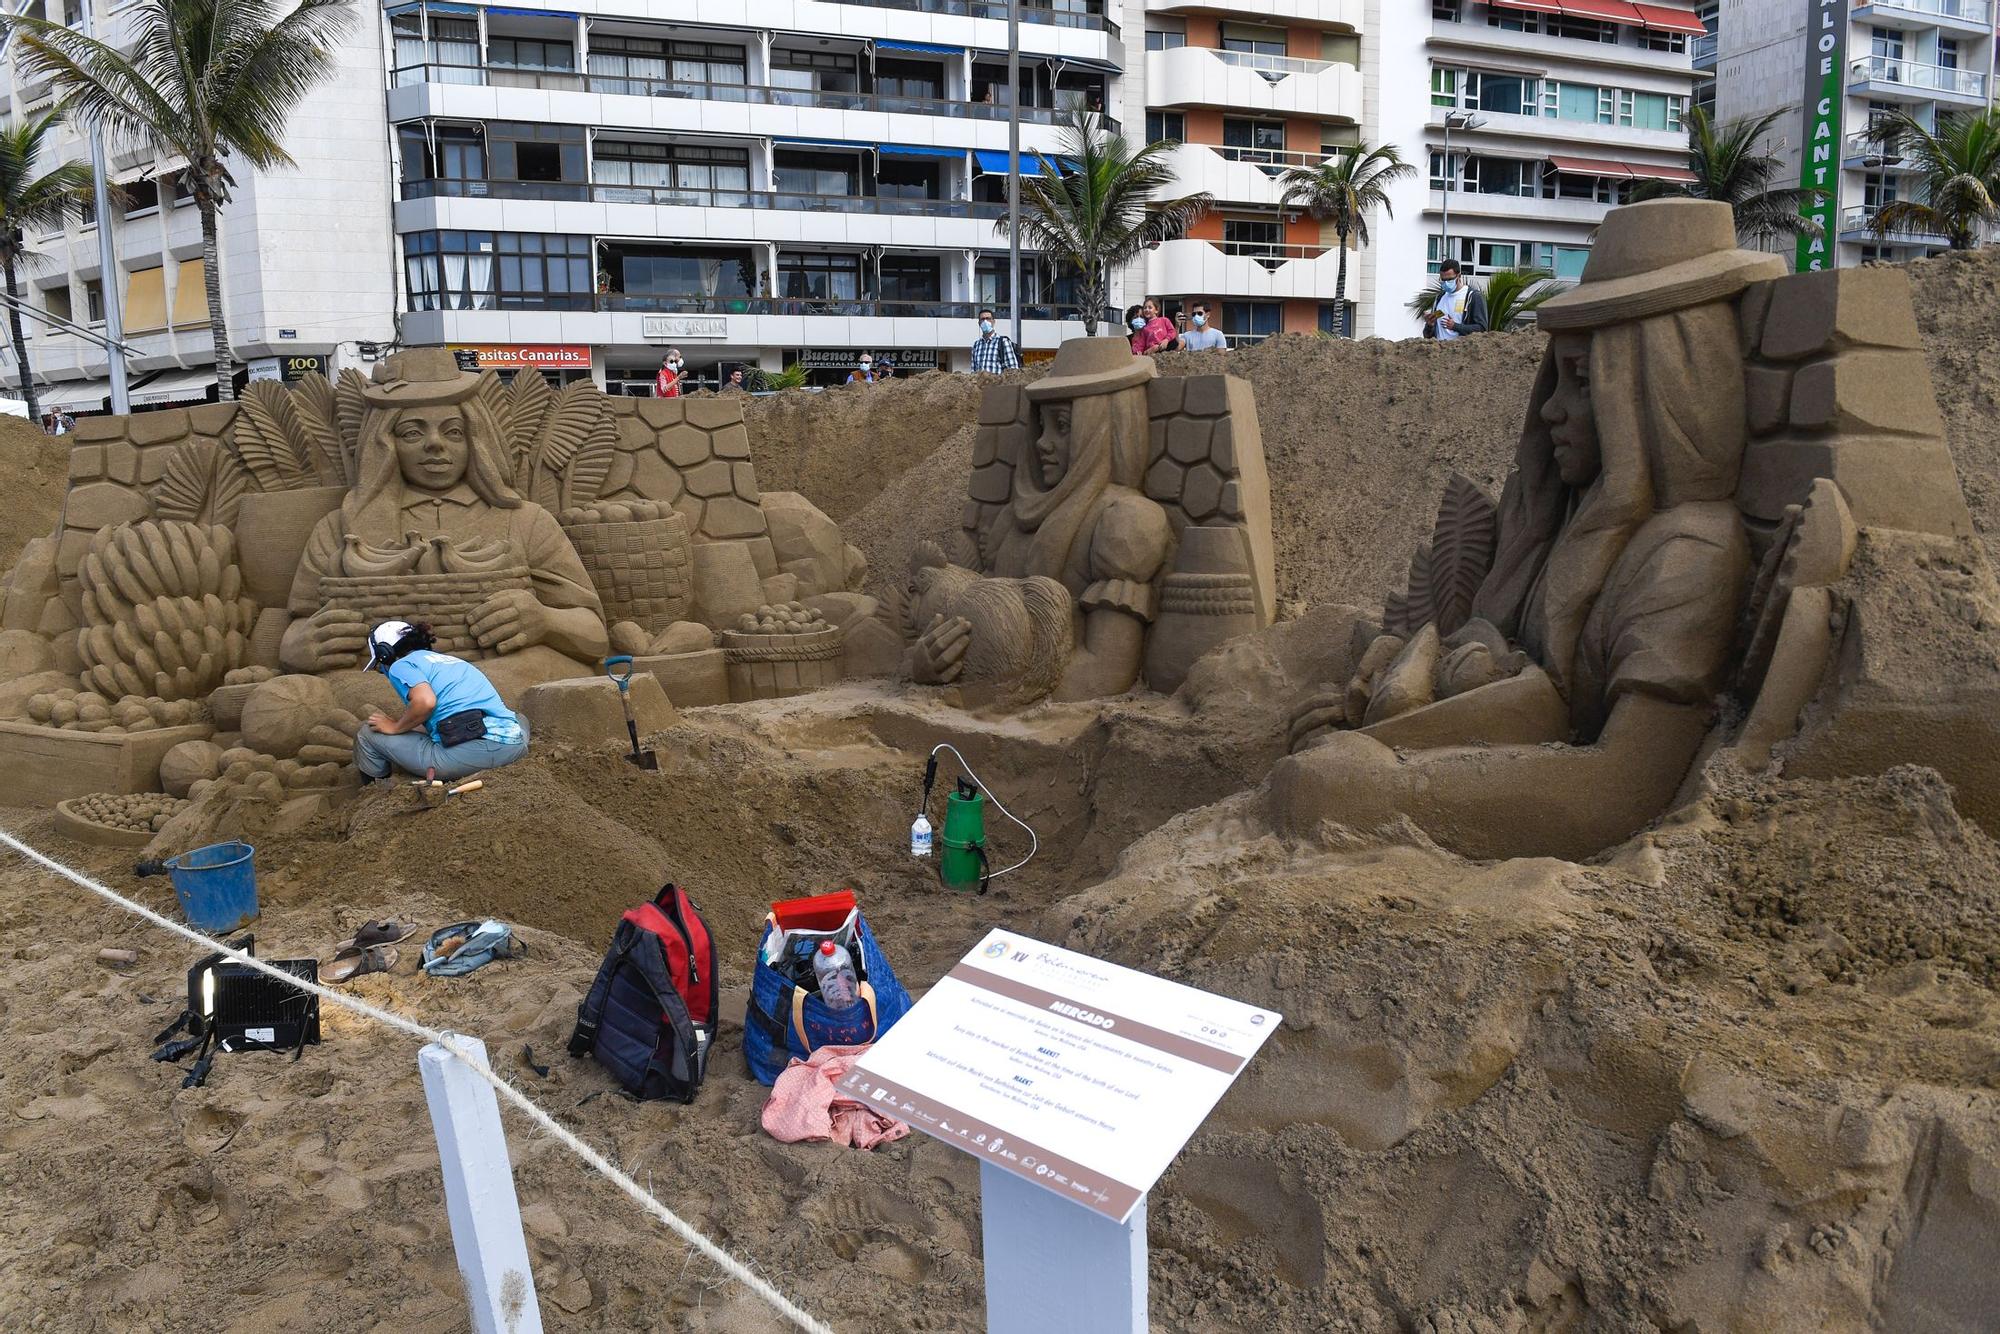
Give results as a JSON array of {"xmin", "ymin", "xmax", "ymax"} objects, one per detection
[{"xmin": 352, "ymin": 722, "xmax": 531, "ymax": 782}]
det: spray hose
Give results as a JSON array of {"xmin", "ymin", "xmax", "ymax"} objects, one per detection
[{"xmin": 918, "ymin": 742, "xmax": 1039, "ymax": 890}]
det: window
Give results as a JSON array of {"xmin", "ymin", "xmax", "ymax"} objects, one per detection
[
  {"xmin": 1630, "ymin": 92, "xmax": 1671, "ymax": 131},
  {"xmin": 392, "ymin": 14, "xmax": 477, "ymax": 82},
  {"xmin": 1429, "ymin": 150, "xmax": 1461, "ymax": 191},
  {"xmin": 1640, "ymin": 28, "xmax": 1685, "ymax": 53},
  {"xmin": 1864, "ymin": 171, "xmax": 1898, "ymax": 211},
  {"xmin": 1871, "ymin": 27, "xmax": 1903, "ymax": 63},
  {"xmin": 1317, "ymin": 301, "xmax": 1352, "ymax": 336},
  {"xmin": 1532, "ymin": 243, "xmax": 1591, "ymax": 280},
  {"xmin": 1223, "ymin": 218, "xmax": 1282, "ymax": 259},
  {"xmin": 876, "ymin": 159, "xmax": 941, "ymax": 200},
  {"xmin": 1145, "ymin": 28, "xmax": 1185, "ymax": 51},
  {"xmin": 1146, "ymin": 111, "xmax": 1185, "ymax": 144},
  {"xmin": 1432, "ymin": 0, "xmax": 1460, "ymax": 19},
  {"xmin": 1433, "ymin": 67, "xmax": 1540, "ymax": 116},
  {"xmin": 43, "ymin": 285, "xmax": 72, "ymax": 324},
  {"xmin": 79, "ymin": 196, "xmax": 94, "ymax": 228},
  {"xmin": 1220, "ymin": 22, "xmax": 1287, "ymax": 57},
  {"xmin": 84, "ymin": 279, "xmax": 103, "ymax": 323},
  {"xmin": 1463, "ymin": 157, "xmax": 1536, "ymax": 197},
  {"xmin": 1221, "ymin": 300, "xmax": 1281, "ymax": 345},
  {"xmin": 975, "ymin": 254, "xmax": 1078, "ymax": 311},
  {"xmin": 488, "ymin": 36, "xmax": 574, "ymax": 73},
  {"xmin": 402, "ymin": 231, "xmax": 592, "ymax": 311},
  {"xmin": 399, "ymin": 126, "xmax": 487, "ymax": 193},
  {"xmin": 772, "ymin": 49, "xmax": 860, "ymax": 95},
  {"xmin": 1552, "ymin": 170, "xmax": 1626, "ymax": 204},
  {"xmin": 121, "ymin": 179, "xmax": 160, "ymax": 216},
  {"xmin": 879, "ymin": 256, "xmax": 941, "ymax": 304},
  {"xmin": 486, "ymin": 123, "xmax": 586, "ymax": 191},
  {"xmin": 775, "ymin": 150, "xmax": 862, "ymax": 198},
  {"xmin": 875, "ymin": 58, "xmax": 943, "ymax": 101},
  {"xmin": 588, "ymin": 36, "xmax": 745, "ymax": 93},
  {"xmin": 1427, "ymin": 234, "xmax": 1525, "ymax": 275},
  {"xmin": 604, "ymin": 245, "xmax": 758, "ymax": 299},
  {"xmin": 671, "ymin": 40, "xmax": 747, "ymax": 86},
  {"xmin": 1938, "ymin": 39, "xmax": 1960, "ymax": 71},
  {"xmin": 778, "ymin": 251, "xmax": 863, "ymax": 301},
  {"xmin": 1431, "ymin": 66, "xmax": 1459, "ymax": 108},
  {"xmin": 595, "ymin": 142, "xmax": 751, "ymax": 201},
  {"xmin": 170, "ymin": 174, "xmax": 195, "ymax": 207}
]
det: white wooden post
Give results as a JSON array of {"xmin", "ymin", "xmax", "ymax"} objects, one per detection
[
  {"xmin": 419, "ymin": 1034, "xmax": 544, "ymax": 1334},
  {"xmin": 979, "ymin": 1160, "xmax": 1146, "ymax": 1334}
]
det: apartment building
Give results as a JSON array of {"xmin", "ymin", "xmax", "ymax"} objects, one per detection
[
  {"xmin": 1370, "ymin": 0, "xmax": 1703, "ymax": 338},
  {"xmin": 0, "ymin": 0, "xmax": 395, "ymax": 416},
  {"xmin": 1714, "ymin": 0, "xmax": 1996, "ymax": 268},
  {"xmin": 1137, "ymin": 2, "xmax": 1367, "ymax": 344},
  {"xmin": 4, "ymin": 0, "xmax": 1128, "ymax": 411}
]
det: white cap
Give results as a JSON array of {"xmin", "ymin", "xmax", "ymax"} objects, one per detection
[{"xmin": 369, "ymin": 620, "xmax": 416, "ymax": 672}]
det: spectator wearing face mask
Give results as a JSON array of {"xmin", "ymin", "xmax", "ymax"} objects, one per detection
[
  {"xmin": 654, "ymin": 350, "xmax": 685, "ymax": 397},
  {"xmin": 1128, "ymin": 300, "xmax": 1179, "ymax": 356},
  {"xmin": 846, "ymin": 354, "xmax": 877, "ymax": 385},
  {"xmin": 969, "ymin": 308, "xmax": 1020, "ymax": 373},
  {"xmin": 1179, "ymin": 302, "xmax": 1226, "ymax": 351},
  {"xmin": 1422, "ymin": 260, "xmax": 1489, "ymax": 341}
]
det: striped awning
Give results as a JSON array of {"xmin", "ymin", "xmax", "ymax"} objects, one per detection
[{"xmin": 1548, "ymin": 154, "xmax": 1699, "ymax": 183}]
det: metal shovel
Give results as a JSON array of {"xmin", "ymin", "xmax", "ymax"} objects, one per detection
[{"xmin": 604, "ymin": 656, "xmax": 659, "ymax": 770}]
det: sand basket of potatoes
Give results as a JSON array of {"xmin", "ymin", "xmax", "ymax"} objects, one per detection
[
  {"xmin": 318, "ymin": 568, "xmax": 531, "ymax": 660},
  {"xmin": 720, "ymin": 603, "xmax": 845, "ymax": 701},
  {"xmin": 558, "ymin": 501, "xmax": 694, "ymax": 632}
]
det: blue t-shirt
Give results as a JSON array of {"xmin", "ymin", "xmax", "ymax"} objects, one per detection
[{"xmin": 388, "ymin": 650, "xmax": 523, "ymax": 744}]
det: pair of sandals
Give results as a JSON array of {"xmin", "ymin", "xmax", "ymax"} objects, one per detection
[{"xmin": 325, "ymin": 919, "xmax": 418, "ymax": 984}]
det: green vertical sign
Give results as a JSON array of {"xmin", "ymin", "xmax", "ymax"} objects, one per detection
[{"xmin": 1795, "ymin": 0, "xmax": 1849, "ymax": 271}]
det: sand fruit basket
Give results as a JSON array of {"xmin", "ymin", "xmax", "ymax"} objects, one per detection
[
  {"xmin": 720, "ymin": 601, "xmax": 844, "ymax": 701},
  {"xmin": 54, "ymin": 793, "xmax": 190, "ymax": 848},
  {"xmin": 559, "ymin": 500, "xmax": 694, "ymax": 632},
  {"xmin": 319, "ymin": 568, "xmax": 531, "ymax": 660}
]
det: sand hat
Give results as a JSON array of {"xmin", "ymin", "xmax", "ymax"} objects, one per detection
[
  {"xmin": 1025, "ymin": 336, "xmax": 1155, "ymax": 401},
  {"xmin": 360, "ymin": 347, "xmax": 484, "ymax": 406},
  {"xmin": 1537, "ymin": 199, "xmax": 1787, "ymax": 332}
]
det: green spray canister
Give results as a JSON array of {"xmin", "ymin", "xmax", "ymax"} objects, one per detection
[{"xmin": 939, "ymin": 778, "xmax": 988, "ymax": 892}]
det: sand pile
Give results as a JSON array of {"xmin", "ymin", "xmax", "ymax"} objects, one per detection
[{"xmin": 0, "ymin": 417, "xmax": 69, "ymax": 571}]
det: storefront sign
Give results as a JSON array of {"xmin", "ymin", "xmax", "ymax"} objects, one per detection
[
  {"xmin": 795, "ymin": 348, "xmax": 940, "ymax": 372},
  {"xmin": 642, "ymin": 316, "xmax": 727, "ymax": 342},
  {"xmin": 246, "ymin": 357, "xmax": 282, "ymax": 383},
  {"xmin": 278, "ymin": 352, "xmax": 329, "ymax": 382},
  {"xmin": 1796, "ymin": 0, "xmax": 1849, "ymax": 272},
  {"xmin": 843, "ymin": 930, "xmax": 1278, "ymax": 1222},
  {"xmin": 447, "ymin": 344, "xmax": 591, "ymax": 371}
]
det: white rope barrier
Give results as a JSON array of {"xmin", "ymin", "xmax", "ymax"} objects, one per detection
[{"xmin": 0, "ymin": 827, "xmax": 834, "ymax": 1334}]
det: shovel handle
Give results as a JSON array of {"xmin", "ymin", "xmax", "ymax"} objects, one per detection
[
  {"xmin": 604, "ymin": 655, "xmax": 635, "ymax": 689},
  {"xmin": 449, "ymin": 780, "xmax": 483, "ymax": 796}
]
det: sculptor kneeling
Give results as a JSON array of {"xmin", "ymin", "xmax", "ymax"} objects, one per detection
[
  {"xmin": 354, "ymin": 619, "xmax": 529, "ymax": 782},
  {"xmin": 1277, "ymin": 201, "xmax": 1784, "ymax": 860}
]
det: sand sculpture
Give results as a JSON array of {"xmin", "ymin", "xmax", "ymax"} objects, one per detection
[
  {"xmin": 0, "ymin": 348, "xmax": 875, "ymax": 816},
  {"xmin": 902, "ymin": 336, "xmax": 1275, "ymax": 703},
  {"xmin": 1273, "ymin": 198, "xmax": 1998, "ymax": 858}
]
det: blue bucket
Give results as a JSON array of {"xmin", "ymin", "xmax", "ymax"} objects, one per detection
[{"xmin": 165, "ymin": 841, "xmax": 259, "ymax": 933}]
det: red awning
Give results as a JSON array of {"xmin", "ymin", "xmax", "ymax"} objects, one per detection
[
  {"xmin": 1487, "ymin": 0, "xmax": 1567, "ymax": 13},
  {"xmin": 1558, "ymin": 0, "xmax": 1646, "ymax": 23},
  {"xmin": 1547, "ymin": 155, "xmax": 1700, "ymax": 183},
  {"xmin": 1631, "ymin": 3, "xmax": 1708, "ymax": 35}
]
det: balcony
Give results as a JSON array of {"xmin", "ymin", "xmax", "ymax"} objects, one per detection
[
  {"xmin": 820, "ymin": 0, "xmax": 1119, "ymax": 39},
  {"xmin": 1853, "ymin": 0, "xmax": 1992, "ymax": 34},
  {"xmin": 1148, "ymin": 46, "xmax": 1361, "ymax": 122},
  {"xmin": 1691, "ymin": 32, "xmax": 1716, "ymax": 68},
  {"xmin": 1422, "ymin": 189, "xmax": 1612, "ymax": 226},
  {"xmin": 1161, "ymin": 142, "xmax": 1339, "ymax": 204},
  {"xmin": 1146, "ymin": 0, "xmax": 1361, "ymax": 28},
  {"xmin": 402, "ymin": 177, "xmax": 1008, "ymax": 220},
  {"xmin": 1842, "ymin": 131, "xmax": 1924, "ymax": 172},
  {"xmin": 1848, "ymin": 56, "xmax": 1988, "ymax": 104},
  {"xmin": 1147, "ymin": 237, "xmax": 1351, "ymax": 301},
  {"xmin": 1839, "ymin": 204, "xmax": 1950, "ymax": 245}
]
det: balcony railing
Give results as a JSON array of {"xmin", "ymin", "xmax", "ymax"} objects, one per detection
[
  {"xmin": 1840, "ymin": 204, "xmax": 1947, "ymax": 241},
  {"xmin": 1208, "ymin": 239, "xmax": 1330, "ymax": 269},
  {"xmin": 1207, "ymin": 144, "xmax": 1335, "ymax": 171},
  {"xmin": 590, "ymin": 294, "xmax": 1110, "ymax": 321},
  {"xmin": 819, "ymin": 0, "xmax": 1119, "ymax": 38},
  {"xmin": 1209, "ymin": 49, "xmax": 1332, "ymax": 78},
  {"xmin": 391, "ymin": 64, "xmax": 1112, "ymax": 126},
  {"xmin": 1858, "ymin": 0, "xmax": 1990, "ymax": 23},
  {"xmin": 1691, "ymin": 32, "xmax": 1717, "ymax": 65},
  {"xmin": 402, "ymin": 177, "xmax": 1010, "ymax": 218},
  {"xmin": 1845, "ymin": 131, "xmax": 1913, "ymax": 165},
  {"xmin": 1851, "ymin": 56, "xmax": 1988, "ymax": 99}
]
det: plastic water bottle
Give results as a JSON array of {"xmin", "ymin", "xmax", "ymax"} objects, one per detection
[
  {"xmin": 813, "ymin": 940, "xmax": 860, "ymax": 1011},
  {"xmin": 910, "ymin": 813, "xmax": 933, "ymax": 859}
]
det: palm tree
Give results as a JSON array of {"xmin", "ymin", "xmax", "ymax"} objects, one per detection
[
  {"xmin": 999, "ymin": 102, "xmax": 1211, "ymax": 336},
  {"xmin": 0, "ymin": 108, "xmax": 97, "ymax": 423},
  {"xmin": 4, "ymin": 0, "xmax": 353, "ymax": 402},
  {"xmin": 1629, "ymin": 107, "xmax": 1824, "ymax": 246},
  {"xmin": 1406, "ymin": 265, "xmax": 1567, "ymax": 332},
  {"xmin": 1278, "ymin": 142, "xmax": 1415, "ymax": 338},
  {"xmin": 1863, "ymin": 108, "xmax": 2000, "ymax": 250}
]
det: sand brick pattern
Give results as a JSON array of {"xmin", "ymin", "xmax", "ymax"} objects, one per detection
[
  {"xmin": 319, "ymin": 568, "xmax": 531, "ymax": 660},
  {"xmin": 602, "ymin": 397, "xmax": 769, "ymax": 544}
]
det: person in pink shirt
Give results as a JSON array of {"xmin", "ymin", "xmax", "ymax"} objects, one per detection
[{"xmin": 1126, "ymin": 300, "xmax": 1179, "ymax": 355}]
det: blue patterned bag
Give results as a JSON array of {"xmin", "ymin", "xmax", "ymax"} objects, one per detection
[{"xmin": 743, "ymin": 912, "xmax": 914, "ymax": 1086}]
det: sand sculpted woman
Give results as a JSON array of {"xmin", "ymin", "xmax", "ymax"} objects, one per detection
[
  {"xmin": 280, "ymin": 349, "xmax": 608, "ymax": 696},
  {"xmin": 1276, "ymin": 201, "xmax": 1785, "ymax": 859}
]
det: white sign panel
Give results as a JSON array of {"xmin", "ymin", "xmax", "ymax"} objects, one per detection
[
  {"xmin": 246, "ymin": 357, "xmax": 281, "ymax": 383},
  {"xmin": 641, "ymin": 315, "xmax": 727, "ymax": 342},
  {"xmin": 843, "ymin": 930, "xmax": 1278, "ymax": 1222}
]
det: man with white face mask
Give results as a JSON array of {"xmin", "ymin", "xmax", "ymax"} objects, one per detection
[
  {"xmin": 654, "ymin": 349, "xmax": 685, "ymax": 397},
  {"xmin": 1423, "ymin": 259, "xmax": 1489, "ymax": 341},
  {"xmin": 969, "ymin": 306, "xmax": 1021, "ymax": 373},
  {"xmin": 1180, "ymin": 301, "xmax": 1227, "ymax": 352}
]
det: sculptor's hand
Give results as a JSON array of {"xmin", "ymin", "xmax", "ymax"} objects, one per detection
[
  {"xmin": 911, "ymin": 614, "xmax": 971, "ymax": 685},
  {"xmin": 469, "ymin": 589, "xmax": 551, "ymax": 655},
  {"xmin": 1287, "ymin": 689, "xmax": 1349, "ymax": 754},
  {"xmin": 297, "ymin": 606, "xmax": 370, "ymax": 671},
  {"xmin": 366, "ymin": 710, "xmax": 399, "ymax": 735}
]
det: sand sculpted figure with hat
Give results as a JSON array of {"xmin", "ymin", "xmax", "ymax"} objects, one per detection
[
  {"xmin": 1275, "ymin": 200, "xmax": 1788, "ymax": 858},
  {"xmin": 907, "ymin": 337, "xmax": 1173, "ymax": 702},
  {"xmin": 279, "ymin": 349, "xmax": 609, "ymax": 696}
]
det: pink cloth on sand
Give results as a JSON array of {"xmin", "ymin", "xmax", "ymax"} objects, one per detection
[{"xmin": 761, "ymin": 1044, "xmax": 910, "ymax": 1150}]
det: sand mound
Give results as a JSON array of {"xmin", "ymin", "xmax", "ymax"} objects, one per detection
[{"xmin": 0, "ymin": 416, "xmax": 70, "ymax": 571}]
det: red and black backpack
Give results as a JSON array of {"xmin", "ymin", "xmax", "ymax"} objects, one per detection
[{"xmin": 568, "ymin": 885, "xmax": 718, "ymax": 1102}]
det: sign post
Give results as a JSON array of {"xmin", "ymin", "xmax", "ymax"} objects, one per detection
[
  {"xmin": 844, "ymin": 931, "xmax": 1278, "ymax": 1332},
  {"xmin": 1795, "ymin": 0, "xmax": 1850, "ymax": 272}
]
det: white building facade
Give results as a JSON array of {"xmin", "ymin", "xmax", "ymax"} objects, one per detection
[{"xmin": 1713, "ymin": 0, "xmax": 1997, "ymax": 268}]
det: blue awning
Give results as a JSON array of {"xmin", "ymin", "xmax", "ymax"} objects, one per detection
[
  {"xmin": 879, "ymin": 144, "xmax": 965, "ymax": 160},
  {"xmin": 877, "ymin": 40, "xmax": 961, "ymax": 55},
  {"xmin": 974, "ymin": 150, "xmax": 1074, "ymax": 177}
]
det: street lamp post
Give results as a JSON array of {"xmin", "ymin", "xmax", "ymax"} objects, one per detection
[
  {"xmin": 1007, "ymin": 0, "xmax": 1021, "ymax": 349},
  {"xmin": 1438, "ymin": 110, "xmax": 1484, "ymax": 275}
]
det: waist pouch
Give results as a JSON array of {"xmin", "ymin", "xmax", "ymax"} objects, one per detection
[
  {"xmin": 743, "ymin": 911, "xmax": 913, "ymax": 1086},
  {"xmin": 437, "ymin": 710, "xmax": 487, "ymax": 747}
]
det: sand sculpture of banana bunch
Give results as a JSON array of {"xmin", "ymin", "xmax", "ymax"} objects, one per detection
[{"xmin": 77, "ymin": 521, "xmax": 260, "ymax": 701}]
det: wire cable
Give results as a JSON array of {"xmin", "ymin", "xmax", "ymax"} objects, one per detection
[{"xmin": 926, "ymin": 742, "xmax": 1038, "ymax": 881}]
